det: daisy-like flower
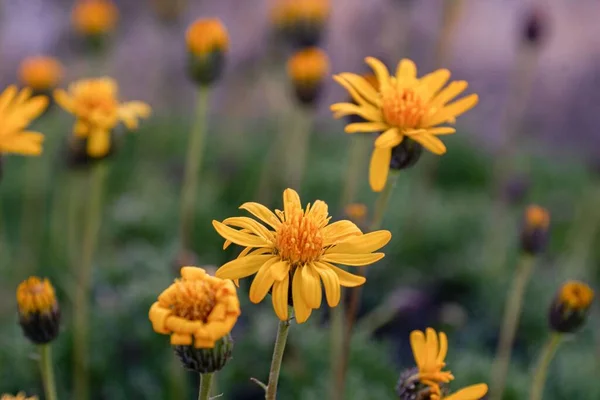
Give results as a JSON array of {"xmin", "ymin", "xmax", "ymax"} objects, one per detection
[
  {"xmin": 331, "ymin": 57, "xmax": 479, "ymax": 191},
  {"xmin": 212, "ymin": 188, "xmax": 392, "ymax": 323},
  {"xmin": 54, "ymin": 77, "xmax": 151, "ymax": 158},
  {"xmin": 0, "ymin": 86, "xmax": 48, "ymax": 156}
]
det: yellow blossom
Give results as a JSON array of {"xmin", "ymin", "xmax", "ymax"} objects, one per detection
[
  {"xmin": 72, "ymin": 0, "xmax": 118, "ymax": 36},
  {"xmin": 0, "ymin": 86, "xmax": 48, "ymax": 156},
  {"xmin": 54, "ymin": 77, "xmax": 151, "ymax": 157},
  {"xmin": 149, "ymin": 267, "xmax": 241, "ymax": 348},
  {"xmin": 212, "ymin": 188, "xmax": 391, "ymax": 323},
  {"xmin": 0, "ymin": 393, "xmax": 38, "ymax": 400},
  {"xmin": 186, "ymin": 18, "xmax": 229, "ymax": 57},
  {"xmin": 18, "ymin": 56, "xmax": 64, "ymax": 92},
  {"xmin": 331, "ymin": 57, "xmax": 479, "ymax": 191}
]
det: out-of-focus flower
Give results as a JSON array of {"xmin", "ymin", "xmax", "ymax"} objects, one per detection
[
  {"xmin": 185, "ymin": 18, "xmax": 228, "ymax": 86},
  {"xmin": 344, "ymin": 203, "xmax": 367, "ymax": 224},
  {"xmin": 17, "ymin": 277, "xmax": 61, "ymax": 344},
  {"xmin": 331, "ymin": 57, "xmax": 479, "ymax": 192},
  {"xmin": 18, "ymin": 56, "xmax": 64, "ymax": 94},
  {"xmin": 0, "ymin": 393, "xmax": 38, "ymax": 400},
  {"xmin": 271, "ymin": 0, "xmax": 330, "ymax": 47},
  {"xmin": 549, "ymin": 281, "xmax": 594, "ymax": 333},
  {"xmin": 72, "ymin": 0, "xmax": 118, "ymax": 37},
  {"xmin": 212, "ymin": 188, "xmax": 392, "ymax": 323},
  {"xmin": 520, "ymin": 205, "xmax": 550, "ymax": 255},
  {"xmin": 149, "ymin": 267, "xmax": 239, "ymax": 373},
  {"xmin": 287, "ymin": 47, "xmax": 329, "ymax": 106},
  {"xmin": 0, "ymin": 86, "xmax": 48, "ymax": 156},
  {"xmin": 54, "ymin": 77, "xmax": 151, "ymax": 158}
]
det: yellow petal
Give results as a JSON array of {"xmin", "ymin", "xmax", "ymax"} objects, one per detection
[
  {"xmin": 272, "ymin": 277, "xmax": 290, "ymax": 321},
  {"xmin": 418, "ymin": 69, "xmax": 451, "ymax": 100},
  {"xmin": 332, "ymin": 75, "xmax": 372, "ymax": 108},
  {"xmin": 337, "ymin": 72, "xmax": 379, "ymax": 105},
  {"xmin": 425, "ymin": 327, "xmax": 439, "ymax": 365},
  {"xmin": 87, "ymin": 129, "xmax": 111, "ymax": 158},
  {"xmin": 53, "ymin": 88, "xmax": 74, "ymax": 112},
  {"xmin": 239, "ymin": 202, "xmax": 282, "ymax": 230},
  {"xmin": 410, "ymin": 134, "xmax": 447, "ymax": 155},
  {"xmin": 301, "ymin": 264, "xmax": 322, "ymax": 309},
  {"xmin": 365, "ymin": 57, "xmax": 391, "ymax": 90},
  {"xmin": 424, "ymin": 93, "xmax": 479, "ymax": 127},
  {"xmin": 405, "ymin": 127, "xmax": 456, "ymax": 136},
  {"xmin": 283, "ymin": 188, "xmax": 301, "ymax": 220},
  {"xmin": 180, "ymin": 267, "xmax": 207, "ymax": 281},
  {"xmin": 395, "ymin": 58, "xmax": 417, "ymax": 82},
  {"xmin": 321, "ymin": 262, "xmax": 366, "ymax": 287},
  {"xmin": 292, "ymin": 269, "xmax": 312, "ymax": 323},
  {"xmin": 436, "ymin": 331, "xmax": 448, "ymax": 364},
  {"xmin": 0, "ymin": 85, "xmax": 18, "ymax": 115},
  {"xmin": 410, "ymin": 330, "xmax": 427, "ymax": 368},
  {"xmin": 344, "ymin": 122, "xmax": 389, "ymax": 134},
  {"xmin": 374, "ymin": 128, "xmax": 402, "ymax": 149},
  {"xmin": 248, "ymin": 258, "xmax": 279, "ymax": 303},
  {"xmin": 326, "ymin": 230, "xmax": 392, "ymax": 255},
  {"xmin": 270, "ymin": 260, "xmax": 290, "ymax": 281},
  {"xmin": 321, "ymin": 220, "xmax": 362, "ymax": 246},
  {"xmin": 212, "ymin": 220, "xmax": 271, "ymax": 248},
  {"xmin": 330, "ymin": 102, "xmax": 382, "ymax": 122},
  {"xmin": 369, "ymin": 147, "xmax": 391, "ymax": 192},
  {"xmin": 215, "ymin": 254, "xmax": 276, "ymax": 280},
  {"xmin": 313, "ymin": 262, "xmax": 340, "ymax": 307},
  {"xmin": 429, "ymin": 80, "xmax": 468, "ymax": 109},
  {"xmin": 149, "ymin": 302, "xmax": 171, "ymax": 334},
  {"xmin": 222, "ymin": 216, "xmax": 275, "ymax": 241},
  {"xmin": 443, "ymin": 384, "xmax": 488, "ymax": 400},
  {"xmin": 0, "ymin": 132, "xmax": 44, "ymax": 156},
  {"xmin": 321, "ymin": 252, "xmax": 385, "ymax": 266},
  {"xmin": 306, "ymin": 200, "xmax": 329, "ymax": 227}
]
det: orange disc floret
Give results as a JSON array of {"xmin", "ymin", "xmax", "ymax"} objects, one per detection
[
  {"xmin": 149, "ymin": 267, "xmax": 240, "ymax": 348},
  {"xmin": 186, "ymin": 18, "xmax": 229, "ymax": 57},
  {"xmin": 18, "ymin": 56, "xmax": 64, "ymax": 91},
  {"xmin": 72, "ymin": 0, "xmax": 119, "ymax": 36}
]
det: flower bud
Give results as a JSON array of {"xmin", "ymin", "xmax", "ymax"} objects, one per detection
[
  {"xmin": 16, "ymin": 277, "xmax": 61, "ymax": 344},
  {"xmin": 519, "ymin": 205, "xmax": 550, "ymax": 255},
  {"xmin": 72, "ymin": 0, "xmax": 119, "ymax": 52},
  {"xmin": 287, "ymin": 47, "xmax": 329, "ymax": 106},
  {"xmin": 390, "ymin": 138, "xmax": 423, "ymax": 171},
  {"xmin": 271, "ymin": 0, "xmax": 330, "ymax": 48},
  {"xmin": 174, "ymin": 334, "xmax": 234, "ymax": 373},
  {"xmin": 549, "ymin": 281, "xmax": 594, "ymax": 333},
  {"xmin": 18, "ymin": 56, "xmax": 64, "ymax": 96},
  {"xmin": 185, "ymin": 19, "xmax": 228, "ymax": 86}
]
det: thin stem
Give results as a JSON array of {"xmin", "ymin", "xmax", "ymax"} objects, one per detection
[
  {"xmin": 39, "ymin": 344, "xmax": 58, "ymax": 400},
  {"xmin": 266, "ymin": 315, "xmax": 292, "ymax": 400},
  {"xmin": 73, "ymin": 161, "xmax": 108, "ymax": 400},
  {"xmin": 529, "ymin": 333, "xmax": 563, "ymax": 400},
  {"xmin": 330, "ymin": 304, "xmax": 345, "ymax": 400},
  {"xmin": 198, "ymin": 373, "xmax": 214, "ymax": 400},
  {"xmin": 335, "ymin": 172, "xmax": 400, "ymax": 397},
  {"xmin": 179, "ymin": 87, "xmax": 210, "ymax": 252},
  {"xmin": 489, "ymin": 254, "xmax": 536, "ymax": 400}
]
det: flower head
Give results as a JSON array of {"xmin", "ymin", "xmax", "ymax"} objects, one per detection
[
  {"xmin": 18, "ymin": 56, "xmax": 64, "ymax": 93},
  {"xmin": 331, "ymin": 57, "xmax": 479, "ymax": 191},
  {"xmin": 54, "ymin": 77, "xmax": 151, "ymax": 158},
  {"xmin": 185, "ymin": 19, "xmax": 228, "ymax": 86},
  {"xmin": 17, "ymin": 277, "xmax": 61, "ymax": 344},
  {"xmin": 149, "ymin": 266, "xmax": 240, "ymax": 349},
  {"xmin": 549, "ymin": 281, "xmax": 594, "ymax": 333},
  {"xmin": 287, "ymin": 47, "xmax": 329, "ymax": 105},
  {"xmin": 1, "ymin": 393, "xmax": 38, "ymax": 400},
  {"xmin": 0, "ymin": 86, "xmax": 48, "ymax": 156},
  {"xmin": 213, "ymin": 188, "xmax": 391, "ymax": 323},
  {"xmin": 72, "ymin": 0, "xmax": 118, "ymax": 36},
  {"xmin": 520, "ymin": 205, "xmax": 550, "ymax": 255}
]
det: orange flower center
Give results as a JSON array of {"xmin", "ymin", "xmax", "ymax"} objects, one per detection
[
  {"xmin": 276, "ymin": 212, "xmax": 324, "ymax": 265},
  {"xmin": 16, "ymin": 277, "xmax": 57, "ymax": 316},
  {"xmin": 162, "ymin": 280, "xmax": 216, "ymax": 322},
  {"xmin": 381, "ymin": 87, "xmax": 427, "ymax": 129},
  {"xmin": 559, "ymin": 281, "xmax": 594, "ymax": 310}
]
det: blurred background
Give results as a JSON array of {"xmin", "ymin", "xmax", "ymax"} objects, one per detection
[{"xmin": 0, "ymin": 0, "xmax": 599, "ymax": 399}]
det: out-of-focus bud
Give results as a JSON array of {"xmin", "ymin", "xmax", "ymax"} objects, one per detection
[
  {"xmin": 185, "ymin": 18, "xmax": 229, "ymax": 86},
  {"xmin": 286, "ymin": 47, "xmax": 329, "ymax": 106},
  {"xmin": 346, "ymin": 74, "xmax": 379, "ymax": 125},
  {"xmin": 18, "ymin": 56, "xmax": 64, "ymax": 96},
  {"xmin": 271, "ymin": 0, "xmax": 330, "ymax": 48},
  {"xmin": 390, "ymin": 139, "xmax": 423, "ymax": 171},
  {"xmin": 521, "ymin": 6, "xmax": 548, "ymax": 47},
  {"xmin": 549, "ymin": 281, "xmax": 594, "ymax": 333},
  {"xmin": 520, "ymin": 205, "xmax": 550, "ymax": 255},
  {"xmin": 72, "ymin": 0, "xmax": 119, "ymax": 51},
  {"xmin": 16, "ymin": 277, "xmax": 61, "ymax": 344}
]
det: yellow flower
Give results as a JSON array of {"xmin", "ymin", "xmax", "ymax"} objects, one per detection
[
  {"xmin": 212, "ymin": 188, "xmax": 392, "ymax": 323},
  {"xmin": 331, "ymin": 57, "xmax": 479, "ymax": 191},
  {"xmin": 16, "ymin": 277, "xmax": 57, "ymax": 316},
  {"xmin": 0, "ymin": 86, "xmax": 48, "ymax": 156},
  {"xmin": 149, "ymin": 266, "xmax": 241, "ymax": 348},
  {"xmin": 0, "ymin": 393, "xmax": 38, "ymax": 400},
  {"xmin": 431, "ymin": 384, "xmax": 489, "ymax": 400},
  {"xmin": 18, "ymin": 56, "xmax": 64, "ymax": 92},
  {"xmin": 186, "ymin": 18, "xmax": 229, "ymax": 57},
  {"xmin": 54, "ymin": 77, "xmax": 151, "ymax": 157},
  {"xmin": 557, "ymin": 281, "xmax": 594, "ymax": 311},
  {"xmin": 72, "ymin": 0, "xmax": 118, "ymax": 36}
]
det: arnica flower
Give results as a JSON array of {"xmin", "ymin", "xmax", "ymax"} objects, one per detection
[
  {"xmin": 549, "ymin": 281, "xmax": 594, "ymax": 334},
  {"xmin": 271, "ymin": 0, "xmax": 330, "ymax": 47},
  {"xmin": 16, "ymin": 277, "xmax": 61, "ymax": 344},
  {"xmin": 54, "ymin": 77, "xmax": 151, "ymax": 158},
  {"xmin": 0, "ymin": 86, "xmax": 48, "ymax": 156},
  {"xmin": 72, "ymin": 0, "xmax": 118, "ymax": 37},
  {"xmin": 1, "ymin": 393, "xmax": 38, "ymax": 400},
  {"xmin": 18, "ymin": 56, "xmax": 64, "ymax": 94},
  {"xmin": 287, "ymin": 47, "xmax": 329, "ymax": 106},
  {"xmin": 149, "ymin": 267, "xmax": 240, "ymax": 373},
  {"xmin": 185, "ymin": 18, "xmax": 229, "ymax": 86},
  {"xmin": 212, "ymin": 188, "xmax": 392, "ymax": 323},
  {"xmin": 520, "ymin": 205, "xmax": 550, "ymax": 255},
  {"xmin": 331, "ymin": 57, "xmax": 479, "ymax": 192}
]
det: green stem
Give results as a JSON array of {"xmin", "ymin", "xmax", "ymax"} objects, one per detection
[
  {"xmin": 330, "ymin": 304, "xmax": 345, "ymax": 400},
  {"xmin": 529, "ymin": 333, "xmax": 563, "ymax": 400},
  {"xmin": 198, "ymin": 373, "xmax": 214, "ymax": 400},
  {"xmin": 489, "ymin": 254, "xmax": 536, "ymax": 400},
  {"xmin": 179, "ymin": 87, "xmax": 210, "ymax": 252},
  {"xmin": 39, "ymin": 344, "xmax": 58, "ymax": 400},
  {"xmin": 339, "ymin": 135, "xmax": 371, "ymax": 209},
  {"xmin": 266, "ymin": 315, "xmax": 292, "ymax": 400},
  {"xmin": 73, "ymin": 162, "xmax": 108, "ymax": 400}
]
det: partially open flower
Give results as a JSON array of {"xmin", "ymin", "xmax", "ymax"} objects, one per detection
[
  {"xmin": 18, "ymin": 56, "xmax": 64, "ymax": 95},
  {"xmin": 287, "ymin": 47, "xmax": 329, "ymax": 106},
  {"xmin": 16, "ymin": 277, "xmax": 61, "ymax": 344},
  {"xmin": 520, "ymin": 205, "xmax": 550, "ymax": 255},
  {"xmin": 185, "ymin": 18, "xmax": 229, "ymax": 86},
  {"xmin": 271, "ymin": 0, "xmax": 330, "ymax": 48},
  {"xmin": 72, "ymin": 0, "xmax": 118, "ymax": 50},
  {"xmin": 149, "ymin": 267, "xmax": 240, "ymax": 372},
  {"xmin": 1, "ymin": 393, "xmax": 38, "ymax": 400},
  {"xmin": 54, "ymin": 77, "xmax": 151, "ymax": 159},
  {"xmin": 549, "ymin": 281, "xmax": 594, "ymax": 333}
]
